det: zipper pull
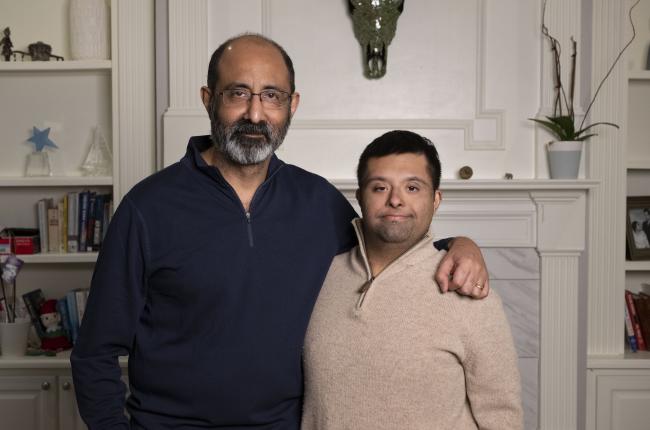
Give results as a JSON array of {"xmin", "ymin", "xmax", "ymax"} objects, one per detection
[
  {"xmin": 356, "ymin": 277, "xmax": 374, "ymax": 309},
  {"xmin": 246, "ymin": 212, "xmax": 251, "ymax": 222},
  {"xmin": 358, "ymin": 277, "xmax": 374, "ymax": 294}
]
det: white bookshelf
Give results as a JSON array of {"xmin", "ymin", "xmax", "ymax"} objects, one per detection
[
  {"xmin": 0, "ymin": 2, "xmax": 118, "ymax": 301},
  {"xmin": 0, "ymin": 60, "xmax": 111, "ymax": 72},
  {"xmin": 629, "ymin": 70, "xmax": 650, "ymax": 80},
  {"xmin": 17, "ymin": 252, "xmax": 99, "ymax": 264},
  {"xmin": 626, "ymin": 260, "xmax": 650, "ymax": 272},
  {"xmin": 589, "ymin": 350, "xmax": 650, "ymax": 369},
  {"xmin": 0, "ymin": 177, "xmax": 112, "ymax": 187}
]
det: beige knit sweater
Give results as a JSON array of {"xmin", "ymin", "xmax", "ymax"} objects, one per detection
[{"xmin": 302, "ymin": 220, "xmax": 523, "ymax": 430}]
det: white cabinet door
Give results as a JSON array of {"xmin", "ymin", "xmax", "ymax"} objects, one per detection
[
  {"xmin": 589, "ymin": 369, "xmax": 650, "ymax": 430},
  {"xmin": 58, "ymin": 376, "xmax": 87, "ymax": 430},
  {"xmin": 0, "ymin": 375, "xmax": 57, "ymax": 430}
]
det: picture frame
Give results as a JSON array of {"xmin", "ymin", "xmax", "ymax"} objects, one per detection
[{"xmin": 626, "ymin": 196, "xmax": 650, "ymax": 260}]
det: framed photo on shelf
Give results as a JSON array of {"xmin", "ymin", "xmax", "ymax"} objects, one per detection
[{"xmin": 626, "ymin": 196, "xmax": 650, "ymax": 260}]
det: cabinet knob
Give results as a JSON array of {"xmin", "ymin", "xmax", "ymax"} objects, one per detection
[
  {"xmin": 41, "ymin": 381, "xmax": 50, "ymax": 391},
  {"xmin": 62, "ymin": 381, "xmax": 71, "ymax": 391}
]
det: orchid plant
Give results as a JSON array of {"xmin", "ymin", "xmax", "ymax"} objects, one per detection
[{"xmin": 530, "ymin": 0, "xmax": 640, "ymax": 142}]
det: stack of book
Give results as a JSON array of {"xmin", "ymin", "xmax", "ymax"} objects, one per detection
[
  {"xmin": 22, "ymin": 287, "xmax": 90, "ymax": 346},
  {"xmin": 36, "ymin": 191, "xmax": 113, "ymax": 254},
  {"xmin": 624, "ymin": 287, "xmax": 650, "ymax": 352}
]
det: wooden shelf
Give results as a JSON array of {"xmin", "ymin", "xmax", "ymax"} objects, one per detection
[
  {"xmin": 16, "ymin": 252, "xmax": 98, "ymax": 264},
  {"xmin": 629, "ymin": 70, "xmax": 650, "ymax": 81},
  {"xmin": 626, "ymin": 260, "xmax": 650, "ymax": 271},
  {"xmin": 0, "ymin": 60, "xmax": 111, "ymax": 72},
  {"xmin": 0, "ymin": 176, "xmax": 112, "ymax": 187},
  {"xmin": 0, "ymin": 350, "xmax": 128, "ymax": 369},
  {"xmin": 589, "ymin": 350, "xmax": 650, "ymax": 369}
]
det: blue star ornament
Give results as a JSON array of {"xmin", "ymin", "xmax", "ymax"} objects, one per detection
[{"xmin": 27, "ymin": 127, "xmax": 59, "ymax": 152}]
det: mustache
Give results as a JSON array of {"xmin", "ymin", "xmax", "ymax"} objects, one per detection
[{"xmin": 230, "ymin": 120, "xmax": 271, "ymax": 141}]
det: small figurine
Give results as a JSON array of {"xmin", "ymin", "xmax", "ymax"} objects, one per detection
[
  {"xmin": 1, "ymin": 27, "xmax": 12, "ymax": 61},
  {"xmin": 38, "ymin": 299, "xmax": 72, "ymax": 351},
  {"xmin": 81, "ymin": 126, "xmax": 113, "ymax": 176},
  {"xmin": 459, "ymin": 166, "xmax": 474, "ymax": 180},
  {"xmin": 13, "ymin": 41, "xmax": 64, "ymax": 62},
  {"xmin": 25, "ymin": 126, "xmax": 58, "ymax": 177},
  {"xmin": 504, "ymin": 173, "xmax": 514, "ymax": 180}
]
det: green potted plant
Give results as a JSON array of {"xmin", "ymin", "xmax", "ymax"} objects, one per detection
[{"xmin": 530, "ymin": 0, "xmax": 639, "ymax": 178}]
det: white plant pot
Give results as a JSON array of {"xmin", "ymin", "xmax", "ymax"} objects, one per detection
[
  {"xmin": 0, "ymin": 321, "xmax": 31, "ymax": 357},
  {"xmin": 547, "ymin": 140, "xmax": 583, "ymax": 179}
]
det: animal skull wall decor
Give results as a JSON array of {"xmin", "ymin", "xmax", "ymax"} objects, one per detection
[{"xmin": 349, "ymin": 0, "xmax": 404, "ymax": 79}]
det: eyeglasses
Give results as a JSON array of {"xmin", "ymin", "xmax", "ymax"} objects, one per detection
[{"xmin": 218, "ymin": 88, "xmax": 291, "ymax": 109}]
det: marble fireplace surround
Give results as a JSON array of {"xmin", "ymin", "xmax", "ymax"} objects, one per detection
[{"xmin": 335, "ymin": 179, "xmax": 597, "ymax": 430}]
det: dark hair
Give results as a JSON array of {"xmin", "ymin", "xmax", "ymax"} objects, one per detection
[
  {"xmin": 632, "ymin": 221, "xmax": 639, "ymax": 229},
  {"xmin": 206, "ymin": 33, "xmax": 295, "ymax": 94},
  {"xmin": 357, "ymin": 130, "xmax": 442, "ymax": 191}
]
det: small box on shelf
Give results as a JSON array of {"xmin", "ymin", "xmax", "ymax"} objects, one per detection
[{"xmin": 0, "ymin": 228, "xmax": 41, "ymax": 255}]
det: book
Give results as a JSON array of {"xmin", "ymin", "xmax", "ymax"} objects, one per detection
[
  {"xmin": 22, "ymin": 289, "xmax": 47, "ymax": 339},
  {"xmin": 624, "ymin": 305, "xmax": 638, "ymax": 352},
  {"xmin": 75, "ymin": 288, "xmax": 89, "ymax": 324},
  {"xmin": 86, "ymin": 194, "xmax": 96, "ymax": 252},
  {"xmin": 47, "ymin": 207, "xmax": 59, "ymax": 253},
  {"xmin": 67, "ymin": 192, "xmax": 79, "ymax": 253},
  {"xmin": 65, "ymin": 290, "xmax": 79, "ymax": 344},
  {"xmin": 102, "ymin": 197, "xmax": 113, "ymax": 241},
  {"xmin": 78, "ymin": 191, "xmax": 90, "ymax": 252},
  {"xmin": 625, "ymin": 290, "xmax": 646, "ymax": 351},
  {"xmin": 92, "ymin": 194, "xmax": 105, "ymax": 251},
  {"xmin": 56, "ymin": 298, "xmax": 73, "ymax": 342},
  {"xmin": 36, "ymin": 199, "xmax": 51, "ymax": 253},
  {"xmin": 59, "ymin": 196, "xmax": 67, "ymax": 253},
  {"xmin": 635, "ymin": 292, "xmax": 650, "ymax": 347}
]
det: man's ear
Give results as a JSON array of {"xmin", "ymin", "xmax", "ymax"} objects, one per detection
[
  {"xmin": 200, "ymin": 86, "xmax": 212, "ymax": 111},
  {"xmin": 289, "ymin": 92, "xmax": 300, "ymax": 117},
  {"xmin": 355, "ymin": 188, "xmax": 361, "ymax": 205},
  {"xmin": 433, "ymin": 190, "xmax": 442, "ymax": 214}
]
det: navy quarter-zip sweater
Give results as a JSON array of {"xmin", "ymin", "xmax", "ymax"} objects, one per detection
[{"xmin": 71, "ymin": 136, "xmax": 358, "ymax": 429}]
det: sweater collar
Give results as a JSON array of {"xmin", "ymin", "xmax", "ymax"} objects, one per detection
[
  {"xmin": 350, "ymin": 218, "xmax": 437, "ymax": 280},
  {"xmin": 183, "ymin": 135, "xmax": 285, "ymax": 185}
]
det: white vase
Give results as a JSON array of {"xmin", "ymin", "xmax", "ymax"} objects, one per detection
[
  {"xmin": 69, "ymin": 0, "xmax": 110, "ymax": 60},
  {"xmin": 0, "ymin": 321, "xmax": 31, "ymax": 357},
  {"xmin": 547, "ymin": 140, "xmax": 583, "ymax": 179}
]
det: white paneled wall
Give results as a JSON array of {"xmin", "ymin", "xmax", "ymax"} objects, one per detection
[{"xmin": 164, "ymin": 0, "xmax": 540, "ymax": 180}]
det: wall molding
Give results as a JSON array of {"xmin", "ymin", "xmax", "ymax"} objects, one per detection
[
  {"xmin": 472, "ymin": 0, "xmax": 505, "ymax": 150},
  {"xmin": 587, "ymin": 0, "xmax": 628, "ymax": 356},
  {"xmin": 262, "ymin": 0, "xmax": 505, "ymax": 151},
  {"xmin": 114, "ymin": 0, "xmax": 156, "ymax": 202}
]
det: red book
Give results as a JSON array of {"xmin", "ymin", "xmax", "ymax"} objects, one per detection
[
  {"xmin": 625, "ymin": 290, "xmax": 646, "ymax": 351},
  {"xmin": 636, "ymin": 293, "xmax": 650, "ymax": 345}
]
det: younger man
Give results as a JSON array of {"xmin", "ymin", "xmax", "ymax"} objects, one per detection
[{"xmin": 302, "ymin": 130, "xmax": 523, "ymax": 429}]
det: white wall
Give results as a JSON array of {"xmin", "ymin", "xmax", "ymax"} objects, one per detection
[{"xmin": 163, "ymin": 0, "xmax": 541, "ymax": 181}]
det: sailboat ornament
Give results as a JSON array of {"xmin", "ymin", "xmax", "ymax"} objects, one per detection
[{"xmin": 81, "ymin": 126, "xmax": 112, "ymax": 176}]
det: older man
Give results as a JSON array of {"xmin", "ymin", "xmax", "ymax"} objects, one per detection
[
  {"xmin": 72, "ymin": 34, "xmax": 489, "ymax": 429},
  {"xmin": 303, "ymin": 130, "xmax": 522, "ymax": 429}
]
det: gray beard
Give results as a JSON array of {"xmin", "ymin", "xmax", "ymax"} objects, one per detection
[{"xmin": 209, "ymin": 103, "xmax": 291, "ymax": 166}]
